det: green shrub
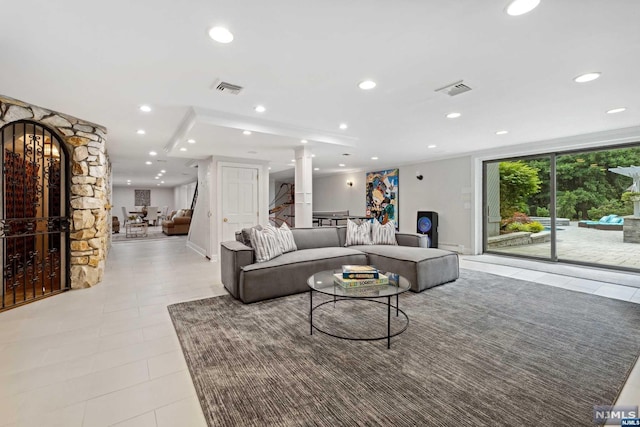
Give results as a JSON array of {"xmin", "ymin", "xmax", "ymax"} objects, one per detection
[
  {"xmin": 535, "ymin": 207, "xmax": 550, "ymax": 217},
  {"xmin": 587, "ymin": 200, "xmax": 633, "ymax": 220},
  {"xmin": 525, "ymin": 221, "xmax": 545, "ymax": 233},
  {"xmin": 504, "ymin": 219, "xmax": 544, "ymax": 233},
  {"xmin": 622, "ymin": 192, "xmax": 640, "ymax": 202}
]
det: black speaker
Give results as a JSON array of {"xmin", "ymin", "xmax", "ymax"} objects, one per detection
[{"xmin": 417, "ymin": 211, "xmax": 438, "ymax": 248}]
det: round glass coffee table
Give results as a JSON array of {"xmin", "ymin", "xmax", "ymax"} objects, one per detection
[{"xmin": 307, "ymin": 269, "xmax": 411, "ymax": 349}]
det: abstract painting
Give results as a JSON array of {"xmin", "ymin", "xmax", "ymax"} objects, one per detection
[
  {"xmin": 366, "ymin": 168, "xmax": 399, "ymax": 229},
  {"xmin": 134, "ymin": 189, "xmax": 151, "ymax": 206}
]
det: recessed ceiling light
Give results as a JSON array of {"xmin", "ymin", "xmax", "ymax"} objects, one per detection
[
  {"xmin": 208, "ymin": 26, "xmax": 234, "ymax": 44},
  {"xmin": 161, "ymin": 181, "xmax": 165, "ymax": 184},
  {"xmin": 301, "ymin": 139, "xmax": 308, "ymax": 144},
  {"xmin": 127, "ymin": 183, "xmax": 131, "ymax": 185},
  {"xmin": 314, "ymin": 167, "xmax": 320, "ymax": 171},
  {"xmin": 371, "ymin": 156, "xmax": 378, "ymax": 160},
  {"xmin": 358, "ymin": 80, "xmax": 377, "ymax": 90},
  {"xmin": 180, "ymin": 147, "xmax": 187, "ymax": 152},
  {"xmin": 496, "ymin": 130, "xmax": 509, "ymax": 135},
  {"xmin": 291, "ymin": 159, "xmax": 296, "ymax": 162},
  {"xmin": 187, "ymin": 139, "xmax": 196, "ymax": 144},
  {"xmin": 428, "ymin": 144, "xmax": 437, "ymax": 148},
  {"xmin": 505, "ymin": 0, "xmax": 540, "ymax": 16},
  {"xmin": 155, "ymin": 177, "xmax": 159, "ymax": 180},
  {"xmin": 137, "ymin": 129, "xmax": 146, "ymax": 135},
  {"xmin": 160, "ymin": 169, "xmax": 166, "ymax": 173},
  {"xmin": 339, "ymin": 163, "xmax": 345, "ymax": 167},
  {"xmin": 268, "ymin": 167, "xmax": 271, "ymax": 170},
  {"xmin": 157, "ymin": 184, "xmax": 160, "ymax": 186},
  {"xmin": 126, "ymin": 179, "xmax": 131, "ymax": 182},
  {"xmin": 446, "ymin": 112, "xmax": 461, "ymax": 119},
  {"xmin": 606, "ymin": 107, "xmax": 626, "ymax": 114},
  {"xmin": 139, "ymin": 105, "xmax": 151, "ymax": 113},
  {"xmin": 149, "ymin": 151, "xmax": 157, "ymax": 156},
  {"xmin": 573, "ymin": 72, "xmax": 601, "ymax": 83},
  {"xmin": 254, "ymin": 105, "xmax": 266, "ymax": 113},
  {"xmin": 145, "ymin": 161, "xmax": 152, "ymax": 165},
  {"xmin": 243, "ymin": 130, "xmax": 252, "ymax": 135},
  {"xmin": 339, "ymin": 123, "xmax": 348, "ymax": 130},
  {"xmin": 311, "ymin": 154, "xmax": 316, "ymax": 158}
]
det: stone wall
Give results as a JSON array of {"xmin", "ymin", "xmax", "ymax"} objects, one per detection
[{"xmin": 0, "ymin": 95, "xmax": 110, "ymax": 288}]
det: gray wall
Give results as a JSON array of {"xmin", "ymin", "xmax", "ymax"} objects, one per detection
[{"xmin": 312, "ymin": 156, "xmax": 473, "ymax": 253}]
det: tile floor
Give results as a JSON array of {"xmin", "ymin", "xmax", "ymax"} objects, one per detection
[{"xmin": 0, "ymin": 239, "xmax": 638, "ymax": 426}]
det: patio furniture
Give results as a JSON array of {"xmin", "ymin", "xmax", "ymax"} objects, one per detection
[{"xmin": 578, "ymin": 215, "xmax": 624, "ymax": 230}]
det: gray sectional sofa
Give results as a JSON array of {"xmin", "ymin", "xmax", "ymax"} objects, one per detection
[{"xmin": 221, "ymin": 226, "xmax": 459, "ymax": 303}]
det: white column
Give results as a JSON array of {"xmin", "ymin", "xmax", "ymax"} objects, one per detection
[{"xmin": 294, "ymin": 146, "xmax": 313, "ymax": 228}]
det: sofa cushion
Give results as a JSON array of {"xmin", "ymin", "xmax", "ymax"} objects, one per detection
[
  {"xmin": 371, "ymin": 219, "xmax": 397, "ymax": 245},
  {"xmin": 291, "ymin": 227, "xmax": 340, "ymax": 250},
  {"xmin": 242, "ymin": 247, "xmax": 365, "ymax": 272},
  {"xmin": 345, "ymin": 219, "xmax": 373, "ymax": 246},
  {"xmin": 239, "ymin": 247, "xmax": 368, "ymax": 303},
  {"xmin": 240, "ymin": 225, "xmax": 263, "ymax": 248},
  {"xmin": 250, "ymin": 227, "xmax": 283, "ymax": 262},
  {"xmin": 350, "ymin": 245, "xmax": 459, "ymax": 292}
]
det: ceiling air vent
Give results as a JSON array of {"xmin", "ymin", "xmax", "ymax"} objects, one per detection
[
  {"xmin": 211, "ymin": 79, "xmax": 243, "ymax": 95},
  {"xmin": 435, "ymin": 80, "xmax": 472, "ymax": 97}
]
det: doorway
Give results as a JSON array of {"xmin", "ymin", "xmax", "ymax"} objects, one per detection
[
  {"xmin": 221, "ymin": 166, "xmax": 259, "ymax": 242},
  {"xmin": 1, "ymin": 121, "xmax": 69, "ymax": 310}
]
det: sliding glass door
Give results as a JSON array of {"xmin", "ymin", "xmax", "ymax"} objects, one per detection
[
  {"xmin": 484, "ymin": 156, "xmax": 552, "ymax": 260},
  {"xmin": 483, "ymin": 144, "xmax": 640, "ymax": 272},
  {"xmin": 555, "ymin": 146, "xmax": 640, "ymax": 269}
]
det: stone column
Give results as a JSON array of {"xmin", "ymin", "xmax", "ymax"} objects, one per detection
[
  {"xmin": 294, "ymin": 146, "xmax": 313, "ymax": 228},
  {"xmin": 0, "ymin": 95, "xmax": 109, "ymax": 289}
]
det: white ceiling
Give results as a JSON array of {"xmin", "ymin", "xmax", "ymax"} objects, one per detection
[{"xmin": 1, "ymin": 0, "xmax": 639, "ymax": 186}]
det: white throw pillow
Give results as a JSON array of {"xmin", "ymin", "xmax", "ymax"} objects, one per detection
[
  {"xmin": 372, "ymin": 219, "xmax": 397, "ymax": 245},
  {"xmin": 345, "ymin": 219, "xmax": 373, "ymax": 246},
  {"xmin": 250, "ymin": 227, "xmax": 283, "ymax": 263},
  {"xmin": 277, "ymin": 223, "xmax": 297, "ymax": 253},
  {"xmin": 264, "ymin": 223, "xmax": 297, "ymax": 254}
]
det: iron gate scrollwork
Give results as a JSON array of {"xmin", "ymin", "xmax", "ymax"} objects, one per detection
[{"xmin": 1, "ymin": 121, "xmax": 70, "ymax": 310}]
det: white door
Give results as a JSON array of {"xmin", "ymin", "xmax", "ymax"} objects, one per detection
[{"xmin": 222, "ymin": 166, "xmax": 259, "ymax": 242}]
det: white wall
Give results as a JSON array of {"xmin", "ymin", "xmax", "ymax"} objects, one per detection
[
  {"xmin": 313, "ymin": 156, "xmax": 473, "ymax": 253},
  {"xmin": 313, "ymin": 173, "xmax": 366, "ymax": 216},
  {"xmin": 173, "ymin": 181, "xmax": 197, "ymax": 212},
  {"xmin": 187, "ymin": 159, "xmax": 212, "ymax": 257},
  {"xmin": 112, "ymin": 186, "xmax": 176, "ymax": 222}
]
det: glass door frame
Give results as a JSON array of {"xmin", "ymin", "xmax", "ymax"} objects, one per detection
[{"xmin": 482, "ymin": 141, "xmax": 640, "ymax": 274}]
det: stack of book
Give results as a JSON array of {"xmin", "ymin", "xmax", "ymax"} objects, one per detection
[{"xmin": 333, "ymin": 265, "xmax": 389, "ymax": 288}]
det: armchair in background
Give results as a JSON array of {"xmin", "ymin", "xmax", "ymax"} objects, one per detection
[{"xmin": 161, "ymin": 209, "xmax": 193, "ymax": 235}]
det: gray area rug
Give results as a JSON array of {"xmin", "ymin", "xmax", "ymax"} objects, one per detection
[{"xmin": 168, "ymin": 269, "xmax": 640, "ymax": 426}]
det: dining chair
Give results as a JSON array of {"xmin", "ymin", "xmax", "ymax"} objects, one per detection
[
  {"xmin": 145, "ymin": 206, "xmax": 160, "ymax": 226},
  {"xmin": 121, "ymin": 206, "xmax": 130, "ymax": 224}
]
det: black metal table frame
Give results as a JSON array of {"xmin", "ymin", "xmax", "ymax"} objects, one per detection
[{"xmin": 309, "ymin": 289, "xmax": 409, "ymax": 349}]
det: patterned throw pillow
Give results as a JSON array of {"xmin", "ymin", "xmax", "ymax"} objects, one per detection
[
  {"xmin": 277, "ymin": 223, "xmax": 297, "ymax": 253},
  {"xmin": 345, "ymin": 219, "xmax": 373, "ymax": 246},
  {"xmin": 264, "ymin": 223, "xmax": 297, "ymax": 253},
  {"xmin": 372, "ymin": 219, "xmax": 397, "ymax": 245},
  {"xmin": 250, "ymin": 227, "xmax": 283, "ymax": 262}
]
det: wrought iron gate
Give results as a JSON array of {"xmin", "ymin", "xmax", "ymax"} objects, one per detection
[{"xmin": 1, "ymin": 121, "xmax": 69, "ymax": 310}]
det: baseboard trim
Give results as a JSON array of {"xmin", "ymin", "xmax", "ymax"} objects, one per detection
[{"xmin": 186, "ymin": 240, "xmax": 207, "ymax": 257}]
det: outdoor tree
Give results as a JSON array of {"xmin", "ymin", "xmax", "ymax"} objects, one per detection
[
  {"xmin": 499, "ymin": 161, "xmax": 541, "ymax": 218},
  {"xmin": 518, "ymin": 147, "xmax": 640, "ymax": 219}
]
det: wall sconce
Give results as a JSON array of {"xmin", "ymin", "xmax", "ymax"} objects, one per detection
[{"xmin": 346, "ymin": 180, "xmax": 353, "ymax": 187}]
